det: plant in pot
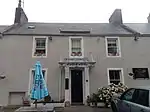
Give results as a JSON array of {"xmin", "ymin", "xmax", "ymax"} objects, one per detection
[
  {"xmin": 86, "ymin": 96, "xmax": 91, "ymax": 106},
  {"xmin": 97, "ymin": 87, "xmax": 106, "ymax": 107},
  {"xmin": 97, "ymin": 95, "xmax": 105, "ymax": 108},
  {"xmin": 89, "ymin": 93, "xmax": 97, "ymax": 107}
]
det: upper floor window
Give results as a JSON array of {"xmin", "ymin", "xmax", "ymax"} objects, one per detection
[
  {"xmin": 69, "ymin": 37, "xmax": 83, "ymax": 58},
  {"xmin": 105, "ymin": 37, "xmax": 121, "ymax": 57},
  {"xmin": 32, "ymin": 37, "xmax": 48, "ymax": 58}
]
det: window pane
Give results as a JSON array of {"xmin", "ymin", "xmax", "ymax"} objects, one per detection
[
  {"xmin": 132, "ymin": 89, "xmax": 149, "ymax": 107},
  {"xmin": 107, "ymin": 38, "xmax": 119, "ymax": 56},
  {"xmin": 108, "ymin": 48, "xmax": 117, "ymax": 53},
  {"xmin": 109, "ymin": 74, "xmax": 115, "ymax": 79},
  {"xmin": 115, "ymin": 71, "xmax": 120, "ymax": 79},
  {"xmin": 108, "ymin": 39, "xmax": 117, "ymax": 42},
  {"xmin": 122, "ymin": 88, "xmax": 135, "ymax": 101},
  {"xmin": 110, "ymin": 81, "xmax": 120, "ymax": 85},
  {"xmin": 34, "ymin": 49, "xmax": 46, "ymax": 56},
  {"xmin": 71, "ymin": 38, "xmax": 82, "ymax": 56},
  {"xmin": 71, "ymin": 39, "xmax": 81, "ymax": 50},
  {"xmin": 34, "ymin": 38, "xmax": 46, "ymax": 56},
  {"xmin": 72, "ymin": 39, "xmax": 81, "ymax": 48},
  {"xmin": 109, "ymin": 70, "xmax": 121, "ymax": 85},
  {"xmin": 72, "ymin": 48, "xmax": 81, "ymax": 52},
  {"xmin": 36, "ymin": 38, "xmax": 46, "ymax": 48}
]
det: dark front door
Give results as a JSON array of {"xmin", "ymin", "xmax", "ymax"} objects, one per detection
[{"xmin": 71, "ymin": 70, "xmax": 83, "ymax": 103}]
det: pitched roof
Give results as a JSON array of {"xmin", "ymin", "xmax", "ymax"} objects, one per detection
[
  {"xmin": 0, "ymin": 26, "xmax": 8, "ymax": 33},
  {"xmin": 125, "ymin": 23, "xmax": 150, "ymax": 36},
  {"xmin": 3, "ymin": 22, "xmax": 150, "ymax": 36},
  {"xmin": 4, "ymin": 22, "xmax": 132, "ymax": 36}
]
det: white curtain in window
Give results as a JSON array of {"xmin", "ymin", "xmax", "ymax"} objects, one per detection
[{"xmin": 71, "ymin": 39, "xmax": 81, "ymax": 52}]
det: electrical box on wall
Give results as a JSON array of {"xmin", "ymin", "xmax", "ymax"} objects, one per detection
[{"xmin": 65, "ymin": 78, "xmax": 69, "ymax": 89}]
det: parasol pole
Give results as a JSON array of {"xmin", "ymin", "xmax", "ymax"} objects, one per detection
[{"xmin": 35, "ymin": 99, "xmax": 37, "ymax": 108}]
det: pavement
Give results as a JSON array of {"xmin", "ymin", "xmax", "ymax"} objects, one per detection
[
  {"xmin": 2, "ymin": 105, "xmax": 112, "ymax": 112},
  {"xmin": 63, "ymin": 106, "xmax": 112, "ymax": 112}
]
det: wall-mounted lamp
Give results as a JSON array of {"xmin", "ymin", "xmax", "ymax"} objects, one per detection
[
  {"xmin": 128, "ymin": 72, "xmax": 134, "ymax": 76},
  {"xmin": 128, "ymin": 72, "xmax": 136, "ymax": 79},
  {"xmin": 0, "ymin": 72, "xmax": 6, "ymax": 80},
  {"xmin": 134, "ymin": 36, "xmax": 139, "ymax": 41},
  {"xmin": 48, "ymin": 36, "xmax": 52, "ymax": 41}
]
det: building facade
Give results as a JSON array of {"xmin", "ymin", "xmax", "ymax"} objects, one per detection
[{"xmin": 0, "ymin": 1, "xmax": 150, "ymax": 106}]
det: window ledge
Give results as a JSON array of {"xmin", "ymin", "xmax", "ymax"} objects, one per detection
[
  {"xmin": 32, "ymin": 56, "xmax": 47, "ymax": 58},
  {"xmin": 69, "ymin": 56, "xmax": 84, "ymax": 58},
  {"xmin": 133, "ymin": 78, "xmax": 150, "ymax": 80},
  {"xmin": 107, "ymin": 56, "xmax": 121, "ymax": 58}
]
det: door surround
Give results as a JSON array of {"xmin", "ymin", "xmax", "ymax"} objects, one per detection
[{"xmin": 58, "ymin": 57, "xmax": 96, "ymax": 105}]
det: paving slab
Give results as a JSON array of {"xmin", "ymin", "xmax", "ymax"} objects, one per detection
[
  {"xmin": 63, "ymin": 106, "xmax": 112, "ymax": 112},
  {"xmin": 15, "ymin": 106, "xmax": 54, "ymax": 112}
]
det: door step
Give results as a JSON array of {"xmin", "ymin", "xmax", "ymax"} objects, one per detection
[{"xmin": 71, "ymin": 103, "xmax": 83, "ymax": 106}]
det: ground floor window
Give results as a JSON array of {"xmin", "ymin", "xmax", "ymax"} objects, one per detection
[
  {"xmin": 108, "ymin": 68, "xmax": 124, "ymax": 85},
  {"xmin": 29, "ymin": 68, "xmax": 47, "ymax": 94}
]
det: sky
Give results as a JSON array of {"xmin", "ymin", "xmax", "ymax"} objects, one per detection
[{"xmin": 0, "ymin": 0, "xmax": 150, "ymax": 25}]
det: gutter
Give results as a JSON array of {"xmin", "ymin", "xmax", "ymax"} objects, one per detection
[
  {"xmin": 1, "ymin": 23, "xmax": 19, "ymax": 37},
  {"xmin": 121, "ymin": 24, "xmax": 141, "ymax": 41},
  {"xmin": 2, "ymin": 33, "xmax": 134, "ymax": 37}
]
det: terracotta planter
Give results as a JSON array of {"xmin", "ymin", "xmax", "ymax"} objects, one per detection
[{"xmin": 97, "ymin": 102, "xmax": 105, "ymax": 108}]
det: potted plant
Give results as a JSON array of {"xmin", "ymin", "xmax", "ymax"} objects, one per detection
[
  {"xmin": 89, "ymin": 93, "xmax": 97, "ymax": 107},
  {"xmin": 96, "ymin": 87, "xmax": 106, "ymax": 107},
  {"xmin": 86, "ymin": 96, "xmax": 91, "ymax": 106},
  {"xmin": 96, "ymin": 95, "xmax": 105, "ymax": 107}
]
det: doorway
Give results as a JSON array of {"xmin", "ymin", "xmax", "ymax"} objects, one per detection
[{"xmin": 71, "ymin": 70, "xmax": 83, "ymax": 104}]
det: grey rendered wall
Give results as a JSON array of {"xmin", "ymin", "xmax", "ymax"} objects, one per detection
[
  {"xmin": 0, "ymin": 35, "xmax": 69, "ymax": 105},
  {"xmin": 84, "ymin": 37, "xmax": 150, "ymax": 94},
  {"xmin": 0, "ymin": 36, "xmax": 150, "ymax": 105}
]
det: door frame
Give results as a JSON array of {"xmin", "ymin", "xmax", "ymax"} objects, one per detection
[{"xmin": 70, "ymin": 67, "xmax": 85, "ymax": 104}]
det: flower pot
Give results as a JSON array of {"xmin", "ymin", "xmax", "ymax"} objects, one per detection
[
  {"xmin": 97, "ymin": 102, "xmax": 105, "ymax": 108},
  {"xmin": 90, "ymin": 102, "xmax": 95, "ymax": 107}
]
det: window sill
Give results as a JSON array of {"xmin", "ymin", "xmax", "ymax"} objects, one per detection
[
  {"xmin": 32, "ymin": 55, "xmax": 47, "ymax": 58},
  {"xmin": 69, "ymin": 56, "xmax": 83, "ymax": 58},
  {"xmin": 133, "ymin": 78, "xmax": 149, "ymax": 80},
  {"xmin": 107, "ymin": 55, "xmax": 121, "ymax": 58}
]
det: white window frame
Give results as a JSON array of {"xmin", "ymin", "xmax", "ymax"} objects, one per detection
[
  {"xmin": 32, "ymin": 36, "xmax": 48, "ymax": 58},
  {"xmin": 69, "ymin": 37, "xmax": 84, "ymax": 58},
  {"xmin": 107, "ymin": 68, "xmax": 124, "ymax": 85},
  {"xmin": 28, "ymin": 68, "xmax": 48, "ymax": 95},
  {"xmin": 105, "ymin": 37, "xmax": 121, "ymax": 57}
]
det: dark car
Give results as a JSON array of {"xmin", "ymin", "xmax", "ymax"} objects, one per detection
[{"xmin": 111, "ymin": 87, "xmax": 150, "ymax": 112}]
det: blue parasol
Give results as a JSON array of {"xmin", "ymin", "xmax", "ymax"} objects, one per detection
[{"xmin": 30, "ymin": 61, "xmax": 49, "ymax": 108}]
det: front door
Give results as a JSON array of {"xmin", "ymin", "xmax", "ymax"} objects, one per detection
[{"xmin": 71, "ymin": 70, "xmax": 83, "ymax": 104}]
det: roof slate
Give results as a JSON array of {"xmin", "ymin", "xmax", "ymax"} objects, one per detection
[
  {"xmin": 4, "ymin": 22, "xmax": 132, "ymax": 36},
  {"xmin": 2, "ymin": 22, "xmax": 150, "ymax": 36},
  {"xmin": 0, "ymin": 26, "xmax": 8, "ymax": 33},
  {"xmin": 125, "ymin": 23, "xmax": 150, "ymax": 35}
]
